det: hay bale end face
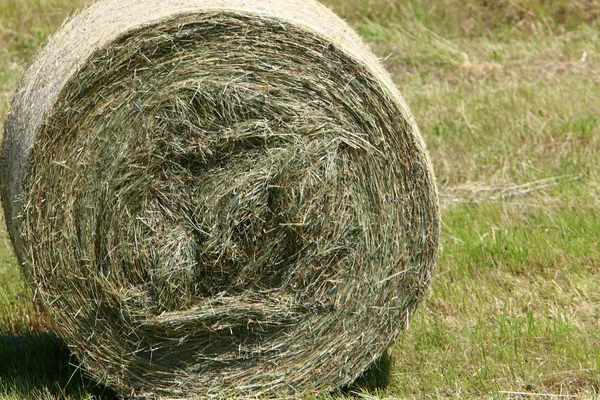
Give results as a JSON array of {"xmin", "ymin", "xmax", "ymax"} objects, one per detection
[{"xmin": 1, "ymin": 0, "xmax": 440, "ymax": 398}]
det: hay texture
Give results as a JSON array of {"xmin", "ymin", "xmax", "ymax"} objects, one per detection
[{"xmin": 1, "ymin": 0, "xmax": 439, "ymax": 398}]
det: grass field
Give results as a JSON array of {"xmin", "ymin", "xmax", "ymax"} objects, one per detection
[{"xmin": 1, "ymin": 0, "xmax": 599, "ymax": 399}]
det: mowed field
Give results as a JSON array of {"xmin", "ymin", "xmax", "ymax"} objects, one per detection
[{"xmin": 0, "ymin": 0, "xmax": 599, "ymax": 399}]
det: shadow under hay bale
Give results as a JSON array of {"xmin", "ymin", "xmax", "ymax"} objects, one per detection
[
  {"xmin": 0, "ymin": 333, "xmax": 118, "ymax": 399},
  {"xmin": 342, "ymin": 352, "xmax": 394, "ymax": 395},
  {"xmin": 0, "ymin": 0, "xmax": 439, "ymax": 398}
]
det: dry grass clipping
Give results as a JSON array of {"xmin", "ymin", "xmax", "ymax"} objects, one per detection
[{"xmin": 0, "ymin": 0, "xmax": 439, "ymax": 398}]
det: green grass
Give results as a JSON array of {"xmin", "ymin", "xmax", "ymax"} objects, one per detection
[
  {"xmin": 1, "ymin": 0, "xmax": 599, "ymax": 399},
  {"xmin": 396, "ymin": 203, "xmax": 600, "ymax": 397}
]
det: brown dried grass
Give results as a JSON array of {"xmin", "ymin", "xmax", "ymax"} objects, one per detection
[{"xmin": 0, "ymin": 0, "xmax": 439, "ymax": 398}]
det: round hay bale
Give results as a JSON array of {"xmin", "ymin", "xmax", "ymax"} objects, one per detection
[{"xmin": 1, "ymin": 0, "xmax": 440, "ymax": 398}]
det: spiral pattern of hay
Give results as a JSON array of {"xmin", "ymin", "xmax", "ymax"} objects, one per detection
[{"xmin": 1, "ymin": 0, "xmax": 439, "ymax": 398}]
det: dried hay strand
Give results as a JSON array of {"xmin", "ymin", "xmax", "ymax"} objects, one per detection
[{"xmin": 0, "ymin": 0, "xmax": 439, "ymax": 398}]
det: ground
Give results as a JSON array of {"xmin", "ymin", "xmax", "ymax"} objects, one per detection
[{"xmin": 0, "ymin": 0, "xmax": 599, "ymax": 399}]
